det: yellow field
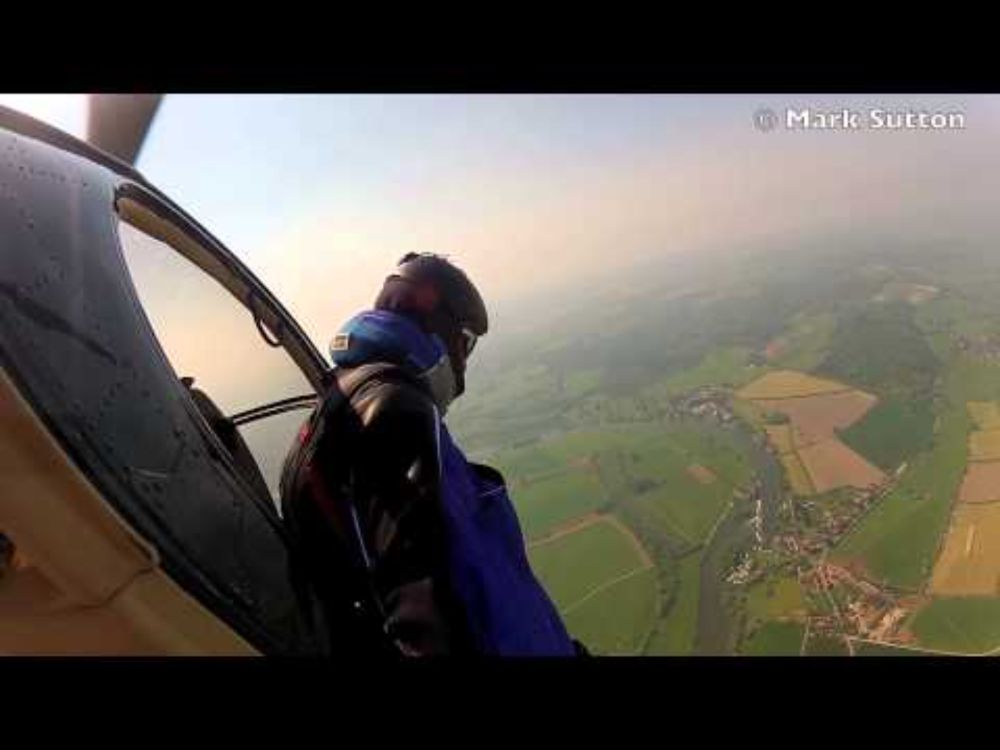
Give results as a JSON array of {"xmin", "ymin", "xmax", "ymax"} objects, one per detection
[
  {"xmin": 779, "ymin": 451, "xmax": 814, "ymax": 496},
  {"xmin": 968, "ymin": 402, "xmax": 1000, "ymax": 431},
  {"xmin": 969, "ymin": 429, "xmax": 1000, "ymax": 462},
  {"xmin": 765, "ymin": 424, "xmax": 795, "ymax": 455},
  {"xmin": 756, "ymin": 390, "xmax": 877, "ymax": 446},
  {"xmin": 797, "ymin": 439, "xmax": 885, "ymax": 494},
  {"xmin": 930, "ymin": 503, "xmax": 1000, "ymax": 596},
  {"xmin": 959, "ymin": 462, "xmax": 1000, "ymax": 504},
  {"xmin": 737, "ymin": 370, "xmax": 849, "ymax": 401}
]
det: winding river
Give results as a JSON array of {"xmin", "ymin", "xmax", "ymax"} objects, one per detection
[{"xmin": 694, "ymin": 418, "xmax": 785, "ymax": 654}]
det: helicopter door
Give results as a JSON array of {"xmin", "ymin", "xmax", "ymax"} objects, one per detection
[
  {"xmin": 108, "ymin": 187, "xmax": 334, "ymax": 652},
  {"xmin": 114, "ymin": 191, "xmax": 323, "ymax": 510},
  {"xmin": 0, "ymin": 115, "xmax": 330, "ymax": 653}
]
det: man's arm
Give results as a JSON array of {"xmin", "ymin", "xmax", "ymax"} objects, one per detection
[{"xmin": 349, "ymin": 378, "xmax": 469, "ymax": 655}]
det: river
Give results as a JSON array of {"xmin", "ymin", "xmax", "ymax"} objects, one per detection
[{"xmin": 694, "ymin": 418, "xmax": 785, "ymax": 654}]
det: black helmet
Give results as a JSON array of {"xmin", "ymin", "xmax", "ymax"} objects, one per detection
[
  {"xmin": 389, "ymin": 252, "xmax": 488, "ymax": 336},
  {"xmin": 375, "ymin": 253, "xmax": 487, "ymax": 399}
]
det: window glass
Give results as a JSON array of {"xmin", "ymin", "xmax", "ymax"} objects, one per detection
[
  {"xmin": 237, "ymin": 411, "xmax": 311, "ymax": 500},
  {"xmin": 117, "ymin": 218, "xmax": 315, "ymax": 500}
]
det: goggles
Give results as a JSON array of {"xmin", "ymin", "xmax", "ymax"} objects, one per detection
[{"xmin": 460, "ymin": 327, "xmax": 478, "ymax": 358}]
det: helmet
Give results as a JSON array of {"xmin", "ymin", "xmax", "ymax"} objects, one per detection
[
  {"xmin": 375, "ymin": 252, "xmax": 488, "ymax": 401},
  {"xmin": 388, "ymin": 252, "xmax": 488, "ymax": 337}
]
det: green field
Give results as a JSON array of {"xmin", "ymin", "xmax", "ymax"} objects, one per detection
[
  {"xmin": 910, "ymin": 597, "xmax": 1000, "ymax": 654},
  {"xmin": 771, "ymin": 312, "xmax": 837, "ymax": 372},
  {"xmin": 839, "ymin": 397, "xmax": 935, "ymax": 472},
  {"xmin": 568, "ymin": 392, "xmax": 657, "ymax": 426},
  {"xmin": 833, "ymin": 400, "xmax": 969, "ymax": 590},
  {"xmin": 505, "ymin": 421, "xmax": 753, "ymax": 543},
  {"xmin": 619, "ymin": 426, "xmax": 750, "ymax": 545},
  {"xmin": 492, "ymin": 427, "xmax": 656, "ymax": 509},
  {"xmin": 528, "ymin": 516, "xmax": 656, "ymax": 655},
  {"xmin": 803, "ymin": 634, "xmax": 850, "ymax": 656},
  {"xmin": 625, "ymin": 436, "xmax": 734, "ymax": 542},
  {"xmin": 467, "ymin": 363, "xmax": 559, "ymax": 413},
  {"xmin": 529, "ymin": 518, "xmax": 648, "ymax": 611},
  {"xmin": 853, "ymin": 641, "xmax": 923, "ymax": 656},
  {"xmin": 492, "ymin": 441, "xmax": 568, "ymax": 481},
  {"xmin": 564, "ymin": 368, "xmax": 604, "ymax": 398},
  {"xmin": 660, "ymin": 425, "xmax": 754, "ymax": 489},
  {"xmin": 449, "ymin": 360, "xmax": 622, "ymax": 456},
  {"xmin": 817, "ymin": 302, "xmax": 940, "ymax": 400},
  {"xmin": 648, "ymin": 346, "xmax": 761, "ymax": 399},
  {"xmin": 915, "ymin": 294, "xmax": 1000, "ymax": 342},
  {"xmin": 627, "ymin": 434, "xmax": 702, "ymax": 485},
  {"xmin": 542, "ymin": 427, "xmax": 645, "ymax": 463},
  {"xmin": 746, "ymin": 576, "xmax": 807, "ymax": 626},
  {"xmin": 947, "ymin": 358, "xmax": 1000, "ymax": 403},
  {"xmin": 514, "ymin": 470, "xmax": 607, "ymax": 540},
  {"xmin": 643, "ymin": 553, "xmax": 702, "ymax": 655},
  {"xmin": 633, "ymin": 485, "xmax": 728, "ymax": 546},
  {"xmin": 562, "ymin": 567, "xmax": 658, "ymax": 654},
  {"xmin": 834, "ymin": 357, "xmax": 1000, "ymax": 590},
  {"xmin": 739, "ymin": 621, "xmax": 805, "ymax": 656}
]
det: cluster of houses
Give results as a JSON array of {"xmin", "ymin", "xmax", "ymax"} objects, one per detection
[
  {"xmin": 956, "ymin": 334, "xmax": 1000, "ymax": 361},
  {"xmin": 811, "ymin": 563, "xmax": 909, "ymax": 642},
  {"xmin": 668, "ymin": 380, "xmax": 920, "ymax": 649},
  {"xmin": 667, "ymin": 387, "xmax": 737, "ymax": 424},
  {"xmin": 725, "ymin": 551, "xmax": 757, "ymax": 586},
  {"xmin": 668, "ymin": 382, "xmax": 912, "ymax": 647},
  {"xmin": 727, "ymin": 472, "xmax": 909, "ymax": 645},
  {"xmin": 778, "ymin": 473, "xmax": 894, "ymax": 558}
]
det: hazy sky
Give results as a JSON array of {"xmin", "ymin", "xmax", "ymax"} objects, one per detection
[
  {"xmin": 4, "ymin": 93, "xmax": 1000, "ymax": 362},
  {"xmin": 134, "ymin": 94, "xmax": 1000, "ymax": 355}
]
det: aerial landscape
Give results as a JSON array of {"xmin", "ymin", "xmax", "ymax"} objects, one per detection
[
  {"xmin": 11, "ymin": 92, "xmax": 1000, "ymax": 657},
  {"xmin": 449, "ymin": 239, "xmax": 1000, "ymax": 656},
  {"xmin": 75, "ymin": 93, "xmax": 999, "ymax": 656},
  {"xmin": 112, "ymin": 93, "xmax": 998, "ymax": 654}
]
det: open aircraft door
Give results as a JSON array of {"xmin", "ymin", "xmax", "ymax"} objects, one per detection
[{"xmin": 0, "ymin": 105, "xmax": 333, "ymax": 655}]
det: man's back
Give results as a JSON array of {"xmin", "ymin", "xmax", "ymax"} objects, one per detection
[
  {"xmin": 281, "ymin": 362, "xmax": 472, "ymax": 655},
  {"xmin": 333, "ymin": 363, "xmax": 473, "ymax": 655},
  {"xmin": 281, "ymin": 253, "xmax": 577, "ymax": 656}
]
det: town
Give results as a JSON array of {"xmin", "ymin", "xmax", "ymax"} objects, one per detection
[{"xmin": 670, "ymin": 383, "xmax": 920, "ymax": 650}]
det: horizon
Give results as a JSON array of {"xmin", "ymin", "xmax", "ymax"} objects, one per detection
[{"xmin": 4, "ymin": 94, "xmax": 999, "ymax": 360}]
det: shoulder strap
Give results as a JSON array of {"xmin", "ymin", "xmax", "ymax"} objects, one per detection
[
  {"xmin": 311, "ymin": 362, "xmax": 438, "ymax": 653},
  {"xmin": 328, "ymin": 360, "xmax": 437, "ymax": 562},
  {"xmin": 333, "ymin": 361, "xmax": 429, "ymax": 404}
]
